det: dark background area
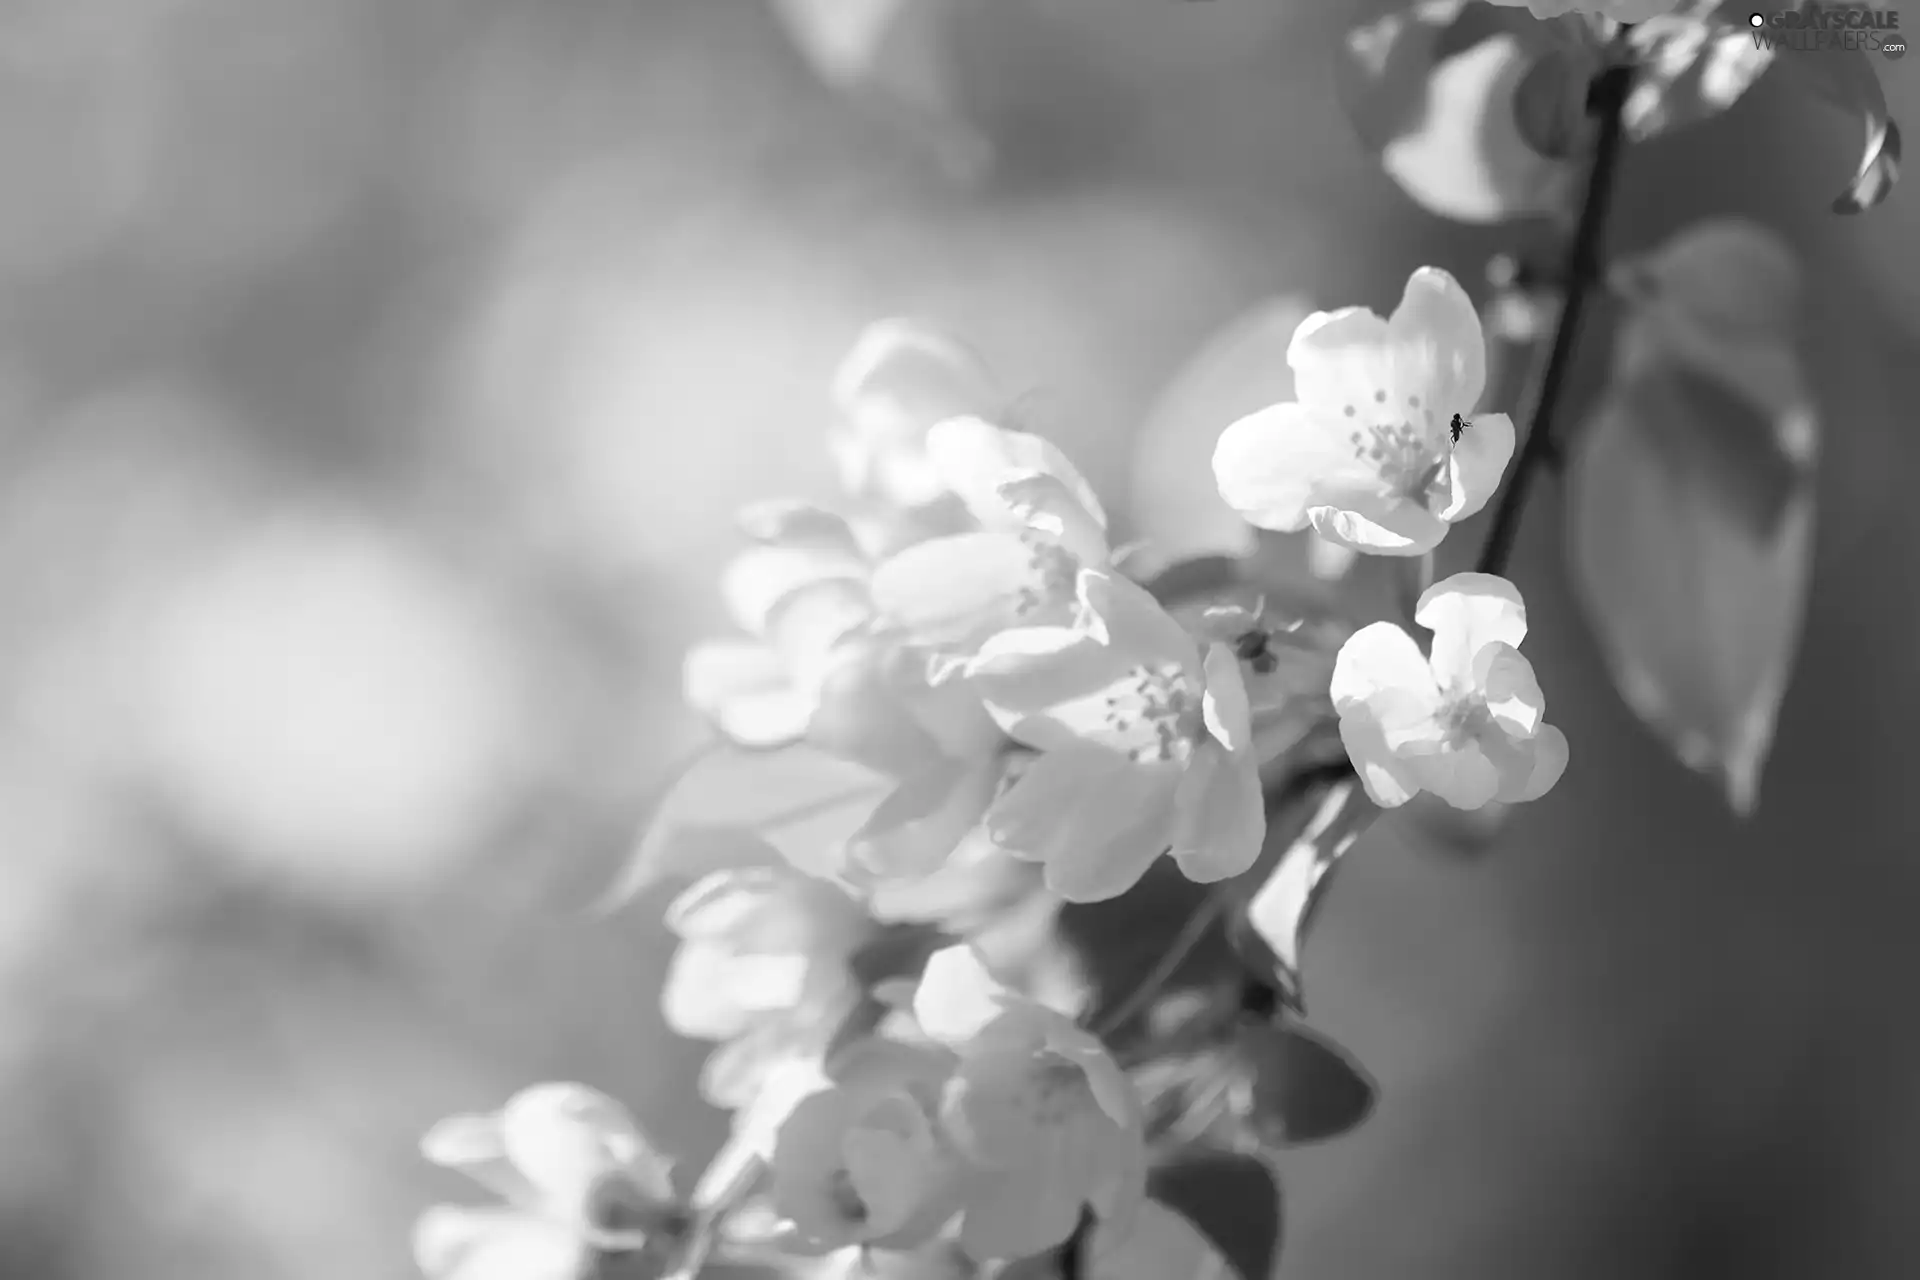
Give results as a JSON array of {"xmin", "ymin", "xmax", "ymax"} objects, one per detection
[{"xmin": 1, "ymin": 1, "xmax": 1917, "ymax": 1277}]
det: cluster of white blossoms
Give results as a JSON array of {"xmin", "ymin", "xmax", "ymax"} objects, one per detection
[{"xmin": 414, "ymin": 265, "xmax": 1569, "ymax": 1279}]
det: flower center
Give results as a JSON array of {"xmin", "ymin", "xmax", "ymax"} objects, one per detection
[
  {"xmin": 1027, "ymin": 1054, "xmax": 1095, "ymax": 1128},
  {"xmin": 1437, "ymin": 693, "xmax": 1498, "ymax": 748},
  {"xmin": 1013, "ymin": 534, "xmax": 1080, "ymax": 617},
  {"xmin": 1100, "ymin": 661, "xmax": 1203, "ymax": 764},
  {"xmin": 827, "ymin": 1167, "xmax": 869, "ymax": 1224},
  {"xmin": 1347, "ymin": 418, "xmax": 1448, "ymax": 505}
]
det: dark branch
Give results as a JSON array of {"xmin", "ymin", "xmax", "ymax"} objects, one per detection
[{"xmin": 1474, "ymin": 52, "xmax": 1635, "ymax": 577}]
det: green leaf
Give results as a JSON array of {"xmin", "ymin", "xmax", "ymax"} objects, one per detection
[
  {"xmin": 1240, "ymin": 1020, "xmax": 1377, "ymax": 1149},
  {"xmin": 1570, "ymin": 221, "xmax": 1817, "ymax": 815},
  {"xmin": 1766, "ymin": 9, "xmax": 1903, "ymax": 213},
  {"xmin": 1621, "ymin": 2, "xmax": 1777, "ymax": 142},
  {"xmin": 1144, "ymin": 1157, "xmax": 1278, "ymax": 1280},
  {"xmin": 597, "ymin": 741, "xmax": 892, "ymax": 910},
  {"xmin": 1127, "ymin": 297, "xmax": 1313, "ymax": 580},
  {"xmin": 1334, "ymin": 0, "xmax": 1588, "ymax": 224}
]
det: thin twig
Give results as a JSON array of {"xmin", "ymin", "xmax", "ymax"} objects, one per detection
[{"xmin": 1474, "ymin": 49, "xmax": 1636, "ymax": 578}]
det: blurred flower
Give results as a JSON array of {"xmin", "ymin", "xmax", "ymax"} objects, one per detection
[
  {"xmin": 830, "ymin": 319, "xmax": 1004, "ymax": 549},
  {"xmin": 769, "ymin": 1040, "xmax": 966, "ymax": 1253},
  {"xmin": 684, "ymin": 500, "xmax": 1002, "ymax": 766},
  {"xmin": 965, "ymin": 571, "xmax": 1266, "ymax": 902},
  {"xmin": 1331, "ymin": 572, "xmax": 1568, "ymax": 810},
  {"xmin": 869, "ymin": 416, "xmax": 1112, "ymax": 681},
  {"xmin": 911, "ymin": 945, "xmax": 1145, "ymax": 1260},
  {"xmin": 415, "ymin": 1083, "xmax": 687, "ymax": 1280},
  {"xmin": 662, "ymin": 863, "xmax": 876, "ymax": 1104},
  {"xmin": 1486, "ymin": 0, "xmax": 1682, "ymax": 19},
  {"xmin": 1212, "ymin": 268, "xmax": 1513, "ymax": 557}
]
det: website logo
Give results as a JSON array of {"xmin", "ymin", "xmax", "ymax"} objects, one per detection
[{"xmin": 1750, "ymin": 6, "xmax": 1906, "ymax": 59}]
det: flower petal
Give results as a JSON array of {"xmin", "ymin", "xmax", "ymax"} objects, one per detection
[
  {"xmin": 1307, "ymin": 491, "xmax": 1451, "ymax": 556},
  {"xmin": 848, "ymin": 755, "xmax": 1000, "ymax": 884},
  {"xmin": 982, "ymin": 747, "xmax": 1179, "ymax": 902},
  {"xmin": 1475, "ymin": 642, "xmax": 1545, "ymax": 739},
  {"xmin": 1416, "ymin": 572, "xmax": 1527, "ymax": 689},
  {"xmin": 925, "ymin": 416, "xmax": 1108, "ymax": 533},
  {"xmin": 995, "ymin": 472, "xmax": 1110, "ymax": 565},
  {"xmin": 1386, "ymin": 266, "xmax": 1488, "ymax": 416},
  {"xmin": 1329, "ymin": 622, "xmax": 1441, "ymax": 713},
  {"xmin": 500, "ymin": 1083, "xmax": 655, "ymax": 1211},
  {"xmin": 1212, "ymin": 402, "xmax": 1385, "ymax": 533},
  {"xmin": 1200, "ymin": 643, "xmax": 1253, "ymax": 753},
  {"xmin": 683, "ymin": 641, "xmax": 816, "ymax": 748},
  {"xmin": 913, "ymin": 944, "xmax": 1015, "ymax": 1046},
  {"xmin": 1504, "ymin": 721, "xmax": 1568, "ymax": 803},
  {"xmin": 870, "ymin": 532, "xmax": 1075, "ymax": 649},
  {"xmin": 1436, "ymin": 411, "xmax": 1514, "ymax": 521},
  {"xmin": 1168, "ymin": 742, "xmax": 1266, "ymax": 883},
  {"xmin": 1407, "ymin": 743, "xmax": 1503, "ymax": 811},
  {"xmin": 723, "ymin": 546, "xmax": 867, "ymax": 636},
  {"xmin": 1287, "ymin": 305, "xmax": 1395, "ymax": 415},
  {"xmin": 831, "ymin": 321, "xmax": 1001, "ymax": 509},
  {"xmin": 1338, "ymin": 712, "xmax": 1422, "ymax": 808}
]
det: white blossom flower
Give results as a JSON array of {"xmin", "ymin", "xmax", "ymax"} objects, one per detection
[
  {"xmin": 1485, "ymin": 0, "xmax": 1682, "ymax": 20},
  {"xmin": 869, "ymin": 416, "xmax": 1112, "ymax": 681},
  {"xmin": 684, "ymin": 500, "xmax": 1001, "ymax": 764},
  {"xmin": 768, "ymin": 1039, "xmax": 968, "ymax": 1254},
  {"xmin": 662, "ymin": 864, "xmax": 876, "ymax": 1108},
  {"xmin": 1331, "ymin": 572, "xmax": 1568, "ymax": 810},
  {"xmin": 964, "ymin": 570, "xmax": 1266, "ymax": 903},
  {"xmin": 1212, "ymin": 267, "xmax": 1514, "ymax": 557},
  {"xmin": 911, "ymin": 944, "xmax": 1146, "ymax": 1261},
  {"xmin": 830, "ymin": 319, "xmax": 1003, "ymax": 531},
  {"xmin": 414, "ymin": 1083, "xmax": 684, "ymax": 1280}
]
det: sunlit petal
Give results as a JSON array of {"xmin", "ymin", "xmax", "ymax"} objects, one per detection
[
  {"xmin": 1386, "ymin": 266, "xmax": 1488, "ymax": 415},
  {"xmin": 1168, "ymin": 742, "xmax": 1265, "ymax": 883},
  {"xmin": 1436, "ymin": 411, "xmax": 1514, "ymax": 521},
  {"xmin": 1212, "ymin": 402, "xmax": 1384, "ymax": 533},
  {"xmin": 912, "ymin": 944, "xmax": 1015, "ymax": 1046},
  {"xmin": 1416, "ymin": 572, "xmax": 1528, "ymax": 688}
]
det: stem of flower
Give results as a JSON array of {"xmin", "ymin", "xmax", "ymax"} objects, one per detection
[{"xmin": 1473, "ymin": 47, "xmax": 1635, "ymax": 579}]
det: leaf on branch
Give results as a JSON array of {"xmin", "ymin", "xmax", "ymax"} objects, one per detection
[
  {"xmin": 1144, "ymin": 1155, "xmax": 1279, "ymax": 1280},
  {"xmin": 1334, "ymin": 0, "xmax": 1592, "ymax": 224},
  {"xmin": 1240, "ymin": 777, "xmax": 1376, "ymax": 1011},
  {"xmin": 1765, "ymin": 10, "xmax": 1903, "ymax": 213},
  {"xmin": 598, "ymin": 741, "xmax": 893, "ymax": 910},
  {"xmin": 1239, "ymin": 1020, "xmax": 1377, "ymax": 1149},
  {"xmin": 996, "ymin": 1196, "xmax": 1246, "ymax": 1280},
  {"xmin": 1621, "ymin": 2, "xmax": 1777, "ymax": 141},
  {"xmin": 1571, "ymin": 220, "xmax": 1817, "ymax": 817},
  {"xmin": 1127, "ymin": 297, "xmax": 1313, "ymax": 580}
]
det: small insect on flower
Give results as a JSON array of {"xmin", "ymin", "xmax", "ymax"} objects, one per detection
[{"xmin": 1449, "ymin": 413, "xmax": 1469, "ymax": 446}]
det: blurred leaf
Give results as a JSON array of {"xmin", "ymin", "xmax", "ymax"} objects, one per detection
[
  {"xmin": 768, "ymin": 0, "xmax": 989, "ymax": 180},
  {"xmin": 601, "ymin": 742, "xmax": 892, "ymax": 909},
  {"xmin": 1143, "ymin": 1158, "xmax": 1277, "ymax": 1280},
  {"xmin": 1053, "ymin": 861, "xmax": 1241, "ymax": 1049},
  {"xmin": 1126, "ymin": 297, "xmax": 1312, "ymax": 579},
  {"xmin": 1569, "ymin": 228, "xmax": 1817, "ymax": 815},
  {"xmin": 1336, "ymin": 0, "xmax": 1584, "ymax": 223},
  {"xmin": 1766, "ymin": 14, "xmax": 1903, "ymax": 213},
  {"xmin": 1513, "ymin": 46, "xmax": 1595, "ymax": 159},
  {"xmin": 1622, "ymin": 3, "xmax": 1776, "ymax": 141},
  {"xmin": 1242, "ymin": 778, "xmax": 1375, "ymax": 1011},
  {"xmin": 1240, "ymin": 1020, "xmax": 1376, "ymax": 1149},
  {"xmin": 1000, "ymin": 1197, "xmax": 1243, "ymax": 1280}
]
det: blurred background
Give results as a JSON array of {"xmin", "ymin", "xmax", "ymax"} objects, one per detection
[{"xmin": 4, "ymin": 0, "xmax": 1920, "ymax": 1277}]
